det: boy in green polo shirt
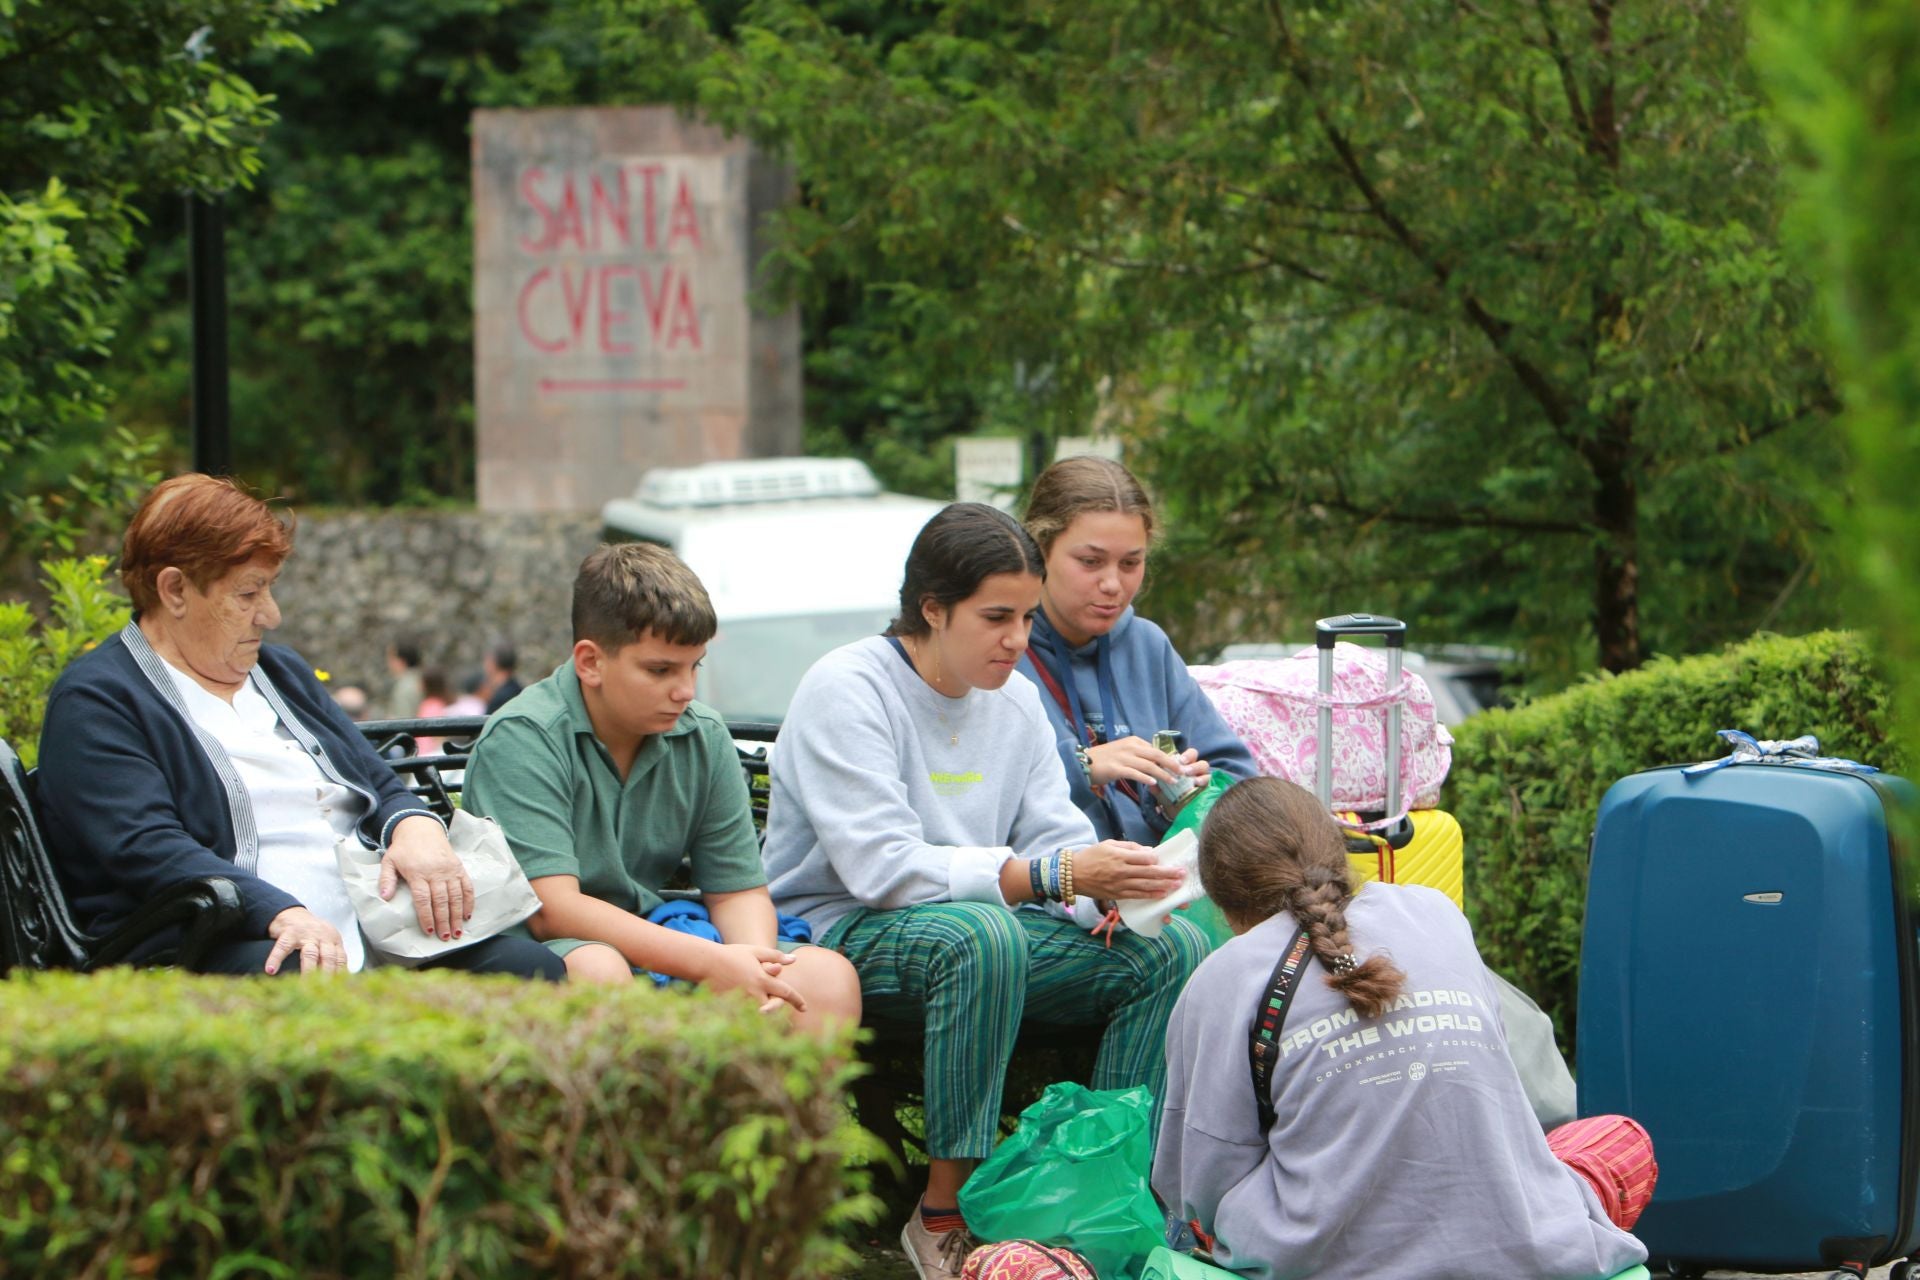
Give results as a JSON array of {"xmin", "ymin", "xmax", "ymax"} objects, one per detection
[{"xmin": 462, "ymin": 542, "xmax": 861, "ymax": 1032}]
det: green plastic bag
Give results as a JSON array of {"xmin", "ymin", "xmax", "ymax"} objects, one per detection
[
  {"xmin": 1162, "ymin": 774, "xmax": 1236, "ymax": 948},
  {"xmin": 959, "ymin": 1082, "xmax": 1163, "ymax": 1280}
]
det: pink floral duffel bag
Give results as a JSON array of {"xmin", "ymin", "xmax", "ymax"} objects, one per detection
[{"xmin": 1190, "ymin": 643, "xmax": 1453, "ymax": 820}]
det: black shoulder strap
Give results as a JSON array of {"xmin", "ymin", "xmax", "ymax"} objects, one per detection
[{"xmin": 1249, "ymin": 927, "xmax": 1314, "ymax": 1134}]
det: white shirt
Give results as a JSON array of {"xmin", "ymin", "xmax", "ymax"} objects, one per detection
[{"xmin": 162, "ymin": 661, "xmax": 369, "ymax": 971}]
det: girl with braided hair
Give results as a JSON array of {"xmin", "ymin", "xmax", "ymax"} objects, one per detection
[{"xmin": 1151, "ymin": 777, "xmax": 1655, "ymax": 1280}]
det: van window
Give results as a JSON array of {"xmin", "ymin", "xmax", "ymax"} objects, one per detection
[{"xmin": 700, "ymin": 608, "xmax": 897, "ymax": 723}]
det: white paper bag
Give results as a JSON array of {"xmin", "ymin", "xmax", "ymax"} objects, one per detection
[{"xmin": 335, "ymin": 810, "xmax": 542, "ymax": 967}]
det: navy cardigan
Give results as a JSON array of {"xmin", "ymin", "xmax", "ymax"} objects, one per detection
[{"xmin": 37, "ymin": 625, "xmax": 439, "ymax": 938}]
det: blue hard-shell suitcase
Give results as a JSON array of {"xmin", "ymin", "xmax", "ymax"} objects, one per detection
[{"xmin": 1577, "ymin": 758, "xmax": 1919, "ymax": 1278}]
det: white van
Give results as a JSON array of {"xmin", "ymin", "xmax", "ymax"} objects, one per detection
[{"xmin": 600, "ymin": 458, "xmax": 943, "ymax": 723}]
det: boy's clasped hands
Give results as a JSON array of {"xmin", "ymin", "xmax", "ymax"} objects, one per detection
[{"xmin": 701, "ymin": 943, "xmax": 805, "ymax": 1014}]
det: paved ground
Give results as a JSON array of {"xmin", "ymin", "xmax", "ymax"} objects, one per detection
[{"xmin": 844, "ymin": 1236, "xmax": 914, "ymax": 1279}]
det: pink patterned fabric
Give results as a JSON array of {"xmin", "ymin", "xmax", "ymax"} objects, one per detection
[
  {"xmin": 960, "ymin": 1240, "xmax": 1098, "ymax": 1279},
  {"xmin": 1547, "ymin": 1115, "xmax": 1659, "ymax": 1229},
  {"xmin": 1191, "ymin": 645, "xmax": 1453, "ymax": 819}
]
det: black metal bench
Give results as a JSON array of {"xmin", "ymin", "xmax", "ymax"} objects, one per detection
[
  {"xmin": 0, "ymin": 740, "xmax": 244, "ymax": 973},
  {"xmin": 0, "ymin": 715, "xmax": 1088, "ymax": 1214},
  {"xmin": 0, "ymin": 717, "xmax": 777, "ymax": 972}
]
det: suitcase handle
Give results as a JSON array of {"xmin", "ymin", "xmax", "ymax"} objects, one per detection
[
  {"xmin": 1314, "ymin": 613, "xmax": 1405, "ymax": 817},
  {"xmin": 1315, "ymin": 614, "xmax": 1407, "ymax": 648}
]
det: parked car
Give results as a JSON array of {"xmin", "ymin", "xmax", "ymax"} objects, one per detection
[
  {"xmin": 601, "ymin": 458, "xmax": 943, "ymax": 723},
  {"xmin": 1203, "ymin": 642, "xmax": 1515, "ymax": 726}
]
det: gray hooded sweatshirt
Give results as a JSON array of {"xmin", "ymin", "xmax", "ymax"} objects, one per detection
[{"xmin": 1153, "ymin": 885, "xmax": 1647, "ymax": 1280}]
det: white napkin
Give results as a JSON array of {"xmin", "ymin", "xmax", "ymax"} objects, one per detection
[{"xmin": 1116, "ymin": 828, "xmax": 1205, "ymax": 938}]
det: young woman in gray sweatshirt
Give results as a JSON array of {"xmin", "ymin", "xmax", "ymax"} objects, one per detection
[
  {"xmin": 1154, "ymin": 778, "xmax": 1654, "ymax": 1280},
  {"xmin": 763, "ymin": 503, "xmax": 1211, "ymax": 1280}
]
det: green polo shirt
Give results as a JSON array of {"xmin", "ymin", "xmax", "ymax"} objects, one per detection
[{"xmin": 462, "ymin": 662, "xmax": 766, "ymax": 921}]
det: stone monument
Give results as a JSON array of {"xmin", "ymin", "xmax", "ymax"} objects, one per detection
[{"xmin": 472, "ymin": 107, "xmax": 802, "ymax": 513}]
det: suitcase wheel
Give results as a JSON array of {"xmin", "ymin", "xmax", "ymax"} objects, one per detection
[{"xmin": 1888, "ymin": 1262, "xmax": 1913, "ymax": 1280}]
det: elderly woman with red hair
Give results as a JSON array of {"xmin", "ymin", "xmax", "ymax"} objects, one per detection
[{"xmin": 36, "ymin": 474, "xmax": 565, "ymax": 980}]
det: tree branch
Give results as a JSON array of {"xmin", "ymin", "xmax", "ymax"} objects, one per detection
[
  {"xmin": 1002, "ymin": 213, "xmax": 1404, "ymax": 305},
  {"xmin": 1690, "ymin": 388, "xmax": 1841, "ymax": 463},
  {"xmin": 1264, "ymin": 0, "xmax": 1579, "ymax": 436},
  {"xmin": 0, "ymin": 20, "xmax": 86, "ymax": 75},
  {"xmin": 1532, "ymin": 0, "xmax": 1595, "ymax": 143},
  {"xmin": 1310, "ymin": 493, "xmax": 1588, "ymax": 536},
  {"xmin": 1262, "ymin": 466, "xmax": 1588, "ymax": 537},
  {"xmin": 1587, "ymin": 0, "xmax": 1619, "ymax": 168}
]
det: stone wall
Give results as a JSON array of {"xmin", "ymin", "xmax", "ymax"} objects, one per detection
[{"xmin": 271, "ymin": 510, "xmax": 602, "ymax": 714}]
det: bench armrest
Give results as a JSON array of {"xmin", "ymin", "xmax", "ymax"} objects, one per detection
[{"xmin": 85, "ymin": 876, "xmax": 246, "ymax": 970}]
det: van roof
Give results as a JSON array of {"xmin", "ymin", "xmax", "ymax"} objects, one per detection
[{"xmin": 602, "ymin": 492, "xmax": 944, "ymax": 620}]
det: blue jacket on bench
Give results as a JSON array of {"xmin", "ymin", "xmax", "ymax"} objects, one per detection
[{"xmin": 37, "ymin": 623, "xmax": 439, "ymax": 939}]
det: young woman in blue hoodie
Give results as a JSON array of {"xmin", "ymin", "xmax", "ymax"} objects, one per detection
[{"xmin": 1018, "ymin": 456, "xmax": 1258, "ymax": 844}]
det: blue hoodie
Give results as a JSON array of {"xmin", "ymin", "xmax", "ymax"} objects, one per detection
[{"xmin": 1018, "ymin": 607, "xmax": 1258, "ymax": 844}]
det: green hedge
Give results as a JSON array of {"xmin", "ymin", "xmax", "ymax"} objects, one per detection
[
  {"xmin": 0, "ymin": 970, "xmax": 878, "ymax": 1279},
  {"xmin": 1450, "ymin": 630, "xmax": 1897, "ymax": 1055}
]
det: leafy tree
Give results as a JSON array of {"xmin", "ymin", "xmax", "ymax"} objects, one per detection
[
  {"xmin": 1754, "ymin": 0, "xmax": 1920, "ymax": 765},
  {"xmin": 104, "ymin": 0, "xmax": 982, "ymax": 507},
  {"xmin": 0, "ymin": 557, "xmax": 129, "ymax": 768},
  {"xmin": 0, "ymin": 0, "xmax": 325, "ymax": 559},
  {"xmin": 578, "ymin": 0, "xmax": 1843, "ymax": 674},
  {"xmin": 104, "ymin": 0, "xmax": 543, "ymax": 506}
]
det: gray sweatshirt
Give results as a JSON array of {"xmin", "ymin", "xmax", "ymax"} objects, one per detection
[
  {"xmin": 764, "ymin": 636, "xmax": 1100, "ymax": 934},
  {"xmin": 1153, "ymin": 885, "xmax": 1647, "ymax": 1280}
]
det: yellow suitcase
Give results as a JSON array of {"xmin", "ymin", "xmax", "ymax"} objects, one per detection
[{"xmin": 1340, "ymin": 807, "xmax": 1465, "ymax": 909}]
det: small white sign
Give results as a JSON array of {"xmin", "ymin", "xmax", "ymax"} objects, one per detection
[
  {"xmin": 1054, "ymin": 435, "xmax": 1124, "ymax": 463},
  {"xmin": 955, "ymin": 437, "xmax": 1025, "ymax": 511}
]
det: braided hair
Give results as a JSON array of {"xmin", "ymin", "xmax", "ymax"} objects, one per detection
[{"xmin": 1197, "ymin": 777, "xmax": 1407, "ymax": 1018}]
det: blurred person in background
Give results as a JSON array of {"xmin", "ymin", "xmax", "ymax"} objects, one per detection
[
  {"xmin": 447, "ymin": 670, "xmax": 488, "ymax": 717},
  {"xmin": 384, "ymin": 638, "xmax": 423, "ymax": 721},
  {"xmin": 483, "ymin": 640, "xmax": 523, "ymax": 714},
  {"xmin": 331, "ymin": 684, "xmax": 371, "ymax": 723}
]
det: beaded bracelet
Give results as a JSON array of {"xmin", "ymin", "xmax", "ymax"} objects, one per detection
[{"xmin": 1061, "ymin": 848, "xmax": 1076, "ymax": 907}]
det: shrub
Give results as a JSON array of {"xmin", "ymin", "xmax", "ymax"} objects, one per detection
[
  {"xmin": 1450, "ymin": 630, "xmax": 1896, "ymax": 1054},
  {"xmin": 0, "ymin": 970, "xmax": 878, "ymax": 1279},
  {"xmin": 0, "ymin": 556, "xmax": 130, "ymax": 768}
]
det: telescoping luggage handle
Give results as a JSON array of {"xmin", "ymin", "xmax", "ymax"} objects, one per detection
[{"xmin": 1314, "ymin": 614, "xmax": 1406, "ymax": 818}]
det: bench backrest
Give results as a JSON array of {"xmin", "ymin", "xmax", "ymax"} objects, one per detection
[{"xmin": 356, "ymin": 717, "xmax": 781, "ymax": 830}]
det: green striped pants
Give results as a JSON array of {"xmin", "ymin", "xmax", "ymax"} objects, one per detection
[{"xmin": 823, "ymin": 902, "xmax": 1210, "ymax": 1160}]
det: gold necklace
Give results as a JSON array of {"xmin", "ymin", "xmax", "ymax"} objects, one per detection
[{"xmin": 909, "ymin": 636, "xmax": 961, "ymax": 745}]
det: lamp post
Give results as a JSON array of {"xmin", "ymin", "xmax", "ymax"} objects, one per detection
[
  {"xmin": 187, "ymin": 194, "xmax": 230, "ymax": 476},
  {"xmin": 183, "ymin": 25, "xmax": 230, "ymax": 476}
]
